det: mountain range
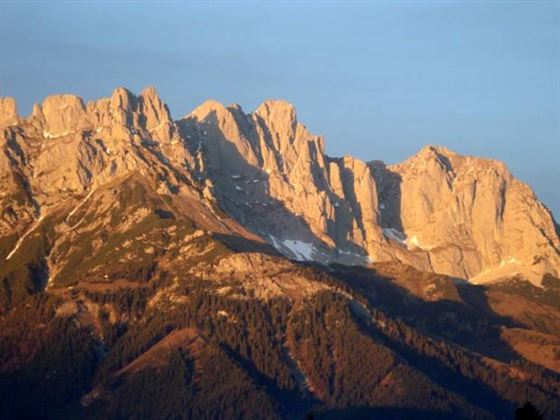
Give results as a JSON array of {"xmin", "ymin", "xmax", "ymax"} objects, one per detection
[{"xmin": 0, "ymin": 87, "xmax": 559, "ymax": 419}]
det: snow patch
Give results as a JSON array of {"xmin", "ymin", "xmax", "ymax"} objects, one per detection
[
  {"xmin": 66, "ymin": 189, "xmax": 95, "ymax": 222},
  {"xmin": 269, "ymin": 236, "xmax": 316, "ymax": 262},
  {"xmin": 383, "ymin": 228, "xmax": 406, "ymax": 244},
  {"xmin": 467, "ymin": 256, "xmax": 544, "ymax": 286},
  {"xmin": 269, "ymin": 235, "xmax": 281, "ymax": 250},
  {"xmin": 282, "ymin": 239, "xmax": 315, "ymax": 261},
  {"xmin": 5, "ymin": 215, "xmax": 44, "ymax": 260},
  {"xmin": 406, "ymin": 235, "xmax": 422, "ymax": 249},
  {"xmin": 500, "ymin": 257, "xmax": 519, "ymax": 267},
  {"xmin": 338, "ymin": 249, "xmax": 373, "ymax": 264},
  {"xmin": 43, "ymin": 130, "xmax": 71, "ymax": 139}
]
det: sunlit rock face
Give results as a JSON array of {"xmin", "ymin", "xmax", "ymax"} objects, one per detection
[
  {"xmin": 179, "ymin": 98, "xmax": 387, "ymax": 265},
  {"xmin": 181, "ymin": 98, "xmax": 559, "ymax": 284},
  {"xmin": 0, "ymin": 97, "xmax": 18, "ymax": 126},
  {"xmin": 374, "ymin": 146, "xmax": 560, "ymax": 283},
  {"xmin": 1, "ymin": 87, "xmax": 558, "ymax": 285}
]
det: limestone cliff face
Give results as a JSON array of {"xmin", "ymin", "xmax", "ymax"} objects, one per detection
[
  {"xmin": 0, "ymin": 87, "xmax": 558, "ymax": 285},
  {"xmin": 374, "ymin": 146, "xmax": 560, "ymax": 282},
  {"xmin": 179, "ymin": 99, "xmax": 389, "ymax": 265},
  {"xmin": 0, "ymin": 87, "xmax": 197, "ymax": 212},
  {"xmin": 0, "ymin": 87, "xmax": 247, "ymax": 286},
  {"xmin": 181, "ymin": 99, "xmax": 559, "ymax": 282},
  {"xmin": 0, "ymin": 98, "xmax": 18, "ymax": 126}
]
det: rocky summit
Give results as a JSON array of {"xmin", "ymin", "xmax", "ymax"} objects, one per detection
[
  {"xmin": 1, "ymin": 87, "xmax": 559, "ymax": 419},
  {"xmin": 1, "ymin": 87, "xmax": 557, "ymax": 285}
]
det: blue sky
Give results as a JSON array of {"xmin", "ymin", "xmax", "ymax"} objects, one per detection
[{"xmin": 1, "ymin": 1, "xmax": 559, "ymax": 216}]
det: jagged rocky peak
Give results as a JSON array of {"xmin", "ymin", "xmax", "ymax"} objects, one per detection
[
  {"xmin": 401, "ymin": 145, "xmax": 515, "ymax": 186},
  {"xmin": 253, "ymin": 99, "xmax": 324, "ymax": 154},
  {"xmin": 27, "ymin": 86, "xmax": 174, "ymax": 139},
  {"xmin": 254, "ymin": 99, "xmax": 297, "ymax": 136},
  {"xmin": 0, "ymin": 86, "xmax": 200, "ymax": 216},
  {"xmin": 20, "ymin": 87, "xmax": 122, "ymax": 136},
  {"xmin": 251, "ymin": 99, "xmax": 326, "ymax": 172},
  {"xmin": 184, "ymin": 99, "xmax": 260, "ymax": 172},
  {"xmin": 138, "ymin": 85, "xmax": 172, "ymax": 131},
  {"xmin": 0, "ymin": 97, "xmax": 18, "ymax": 126},
  {"xmin": 39, "ymin": 94, "xmax": 87, "ymax": 137},
  {"xmin": 104, "ymin": 86, "xmax": 172, "ymax": 136},
  {"xmin": 418, "ymin": 144, "xmax": 454, "ymax": 157},
  {"xmin": 190, "ymin": 99, "xmax": 229, "ymax": 120},
  {"xmin": 1, "ymin": 86, "xmax": 557, "ymax": 285},
  {"xmin": 226, "ymin": 102, "xmax": 245, "ymax": 117},
  {"xmin": 31, "ymin": 102, "xmax": 43, "ymax": 120},
  {"xmin": 187, "ymin": 99, "xmax": 249, "ymax": 138},
  {"xmin": 185, "ymin": 98, "xmax": 384, "ymax": 263},
  {"xmin": 179, "ymin": 95, "xmax": 558, "ymax": 282},
  {"xmin": 376, "ymin": 145, "xmax": 560, "ymax": 283},
  {"xmin": 107, "ymin": 86, "xmax": 138, "ymax": 127}
]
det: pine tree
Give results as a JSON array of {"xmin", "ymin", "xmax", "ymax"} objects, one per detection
[{"xmin": 515, "ymin": 401, "xmax": 544, "ymax": 420}]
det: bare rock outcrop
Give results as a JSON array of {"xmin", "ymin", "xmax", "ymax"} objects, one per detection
[
  {"xmin": 375, "ymin": 146, "xmax": 560, "ymax": 282},
  {"xmin": 0, "ymin": 87, "xmax": 557, "ymax": 285},
  {"xmin": 0, "ymin": 97, "xmax": 18, "ymax": 126},
  {"xmin": 41, "ymin": 94, "xmax": 87, "ymax": 137},
  {"xmin": 184, "ymin": 99, "xmax": 558, "ymax": 283},
  {"xmin": 0, "ymin": 87, "xmax": 198, "ymax": 213}
]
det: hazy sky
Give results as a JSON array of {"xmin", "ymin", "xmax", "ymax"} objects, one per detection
[{"xmin": 1, "ymin": 1, "xmax": 559, "ymax": 216}]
